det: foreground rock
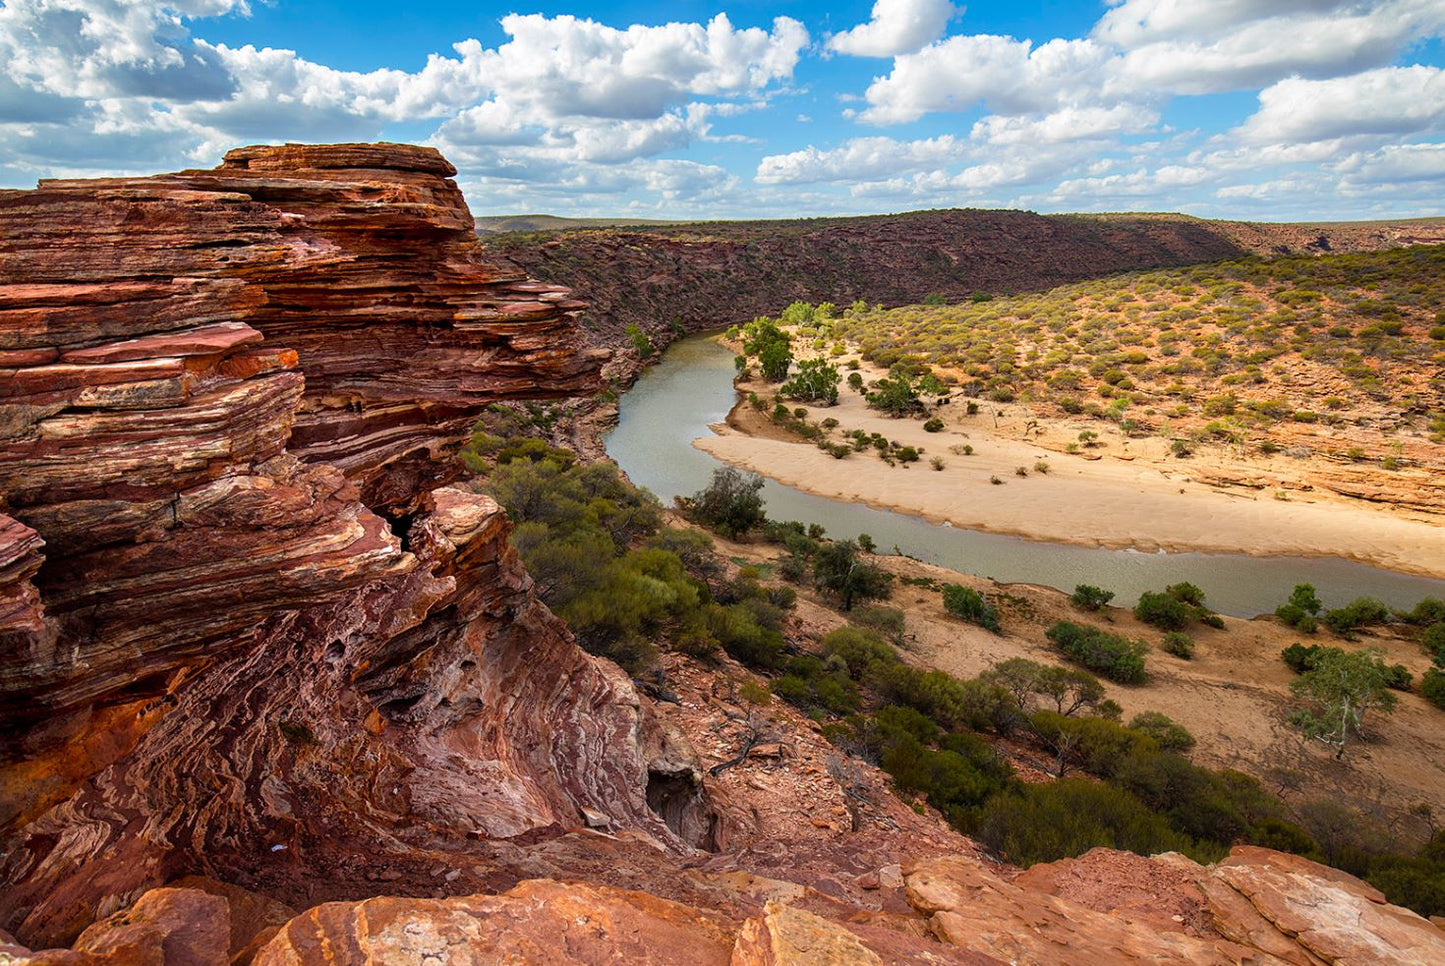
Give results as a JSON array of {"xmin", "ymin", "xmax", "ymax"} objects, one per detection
[{"xmin": 0, "ymin": 144, "xmax": 699, "ymax": 949}]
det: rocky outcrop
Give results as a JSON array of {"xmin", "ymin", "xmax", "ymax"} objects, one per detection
[
  {"xmin": 0, "ymin": 145, "xmax": 702, "ymax": 950},
  {"xmin": 907, "ymin": 848, "xmax": 1445, "ymax": 966}
]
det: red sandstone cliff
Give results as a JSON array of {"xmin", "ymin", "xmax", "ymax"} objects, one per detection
[{"xmin": 0, "ymin": 144, "xmax": 706, "ymax": 949}]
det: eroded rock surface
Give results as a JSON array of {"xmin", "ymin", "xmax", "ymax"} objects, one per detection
[{"xmin": 0, "ymin": 144, "xmax": 695, "ymax": 951}]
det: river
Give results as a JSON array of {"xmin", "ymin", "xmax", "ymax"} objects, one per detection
[{"xmin": 605, "ymin": 333, "xmax": 1445, "ymax": 616}]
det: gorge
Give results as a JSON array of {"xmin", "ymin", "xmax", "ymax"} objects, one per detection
[{"xmin": 2, "ymin": 143, "xmax": 1443, "ymax": 964}]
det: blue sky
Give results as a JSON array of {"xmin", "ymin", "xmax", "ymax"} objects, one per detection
[{"xmin": 2, "ymin": 1, "xmax": 1444, "ymax": 221}]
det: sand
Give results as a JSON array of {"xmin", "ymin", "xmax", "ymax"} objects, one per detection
[{"xmin": 695, "ymin": 364, "xmax": 1445, "ymax": 580}]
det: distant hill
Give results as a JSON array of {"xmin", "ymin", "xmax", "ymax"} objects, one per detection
[
  {"xmin": 474, "ymin": 214, "xmax": 690, "ymax": 233},
  {"xmin": 480, "ymin": 208, "xmax": 1445, "ymax": 352}
]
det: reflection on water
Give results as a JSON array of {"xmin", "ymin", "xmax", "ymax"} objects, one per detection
[{"xmin": 606, "ymin": 334, "xmax": 1445, "ymax": 616}]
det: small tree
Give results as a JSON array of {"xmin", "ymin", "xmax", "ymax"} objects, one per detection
[
  {"xmin": 781, "ymin": 358, "xmax": 841, "ymax": 405},
  {"xmin": 1070, "ymin": 585, "xmax": 1115, "ymax": 611},
  {"xmin": 679, "ymin": 467, "xmax": 766, "ymax": 538},
  {"xmin": 1289, "ymin": 647, "xmax": 1399, "ymax": 759},
  {"xmin": 941, "ymin": 584, "xmax": 1001, "ymax": 633},
  {"xmin": 812, "ymin": 540, "xmax": 892, "ymax": 611}
]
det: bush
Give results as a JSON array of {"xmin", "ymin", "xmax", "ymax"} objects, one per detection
[
  {"xmin": 1070, "ymin": 585, "xmax": 1115, "ymax": 611},
  {"xmin": 1129, "ymin": 711, "xmax": 1196, "ymax": 752},
  {"xmin": 941, "ymin": 584, "xmax": 1002, "ymax": 633},
  {"xmin": 1423, "ymin": 623, "xmax": 1445, "ymax": 665},
  {"xmin": 850, "ymin": 606, "xmax": 906, "ymax": 643},
  {"xmin": 1046, "ymin": 621, "xmax": 1148, "ymax": 684},
  {"xmin": 923, "ymin": 417, "xmax": 945, "ymax": 432},
  {"xmin": 1323, "ymin": 597, "xmax": 1391, "ymax": 635},
  {"xmin": 1134, "ymin": 591, "xmax": 1192, "ymax": 631},
  {"xmin": 1161, "ymin": 631, "xmax": 1194, "ymax": 659},
  {"xmin": 821, "ymin": 626, "xmax": 898, "ymax": 679},
  {"xmin": 1400, "ymin": 597, "xmax": 1445, "ymax": 625},
  {"xmin": 1282, "ymin": 642, "xmax": 1327, "ymax": 674},
  {"xmin": 679, "ymin": 467, "xmax": 767, "ymax": 538},
  {"xmin": 1420, "ymin": 669, "xmax": 1445, "ymax": 710},
  {"xmin": 977, "ymin": 779, "xmax": 1192, "ymax": 867},
  {"xmin": 1135, "ymin": 583, "xmax": 1217, "ymax": 630},
  {"xmin": 812, "ymin": 540, "xmax": 893, "ymax": 610}
]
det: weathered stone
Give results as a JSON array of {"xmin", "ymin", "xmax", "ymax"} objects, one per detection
[
  {"xmin": 73, "ymin": 888, "xmax": 229, "ymax": 966},
  {"xmin": 1207, "ymin": 847, "xmax": 1445, "ymax": 966},
  {"xmin": 253, "ymin": 879, "xmax": 737, "ymax": 965},
  {"xmin": 731, "ymin": 901, "xmax": 881, "ymax": 965}
]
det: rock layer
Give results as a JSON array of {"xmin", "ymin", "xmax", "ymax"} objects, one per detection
[{"xmin": 0, "ymin": 145, "xmax": 703, "ymax": 950}]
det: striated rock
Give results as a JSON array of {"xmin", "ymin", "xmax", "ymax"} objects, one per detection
[
  {"xmin": 252, "ymin": 879, "xmax": 738, "ymax": 965},
  {"xmin": 1206, "ymin": 847, "xmax": 1445, "ymax": 966},
  {"xmin": 1, "ymin": 142, "xmax": 603, "ymax": 510},
  {"xmin": 731, "ymin": 902, "xmax": 881, "ymax": 965},
  {"xmin": 0, "ymin": 145, "xmax": 703, "ymax": 952},
  {"xmin": 905, "ymin": 854, "xmax": 1287, "ymax": 965}
]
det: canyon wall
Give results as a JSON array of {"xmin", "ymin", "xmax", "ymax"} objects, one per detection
[
  {"xmin": 2, "ymin": 145, "xmax": 1441, "ymax": 963},
  {"xmin": 485, "ymin": 211, "xmax": 1445, "ymax": 355},
  {"xmin": 0, "ymin": 144, "xmax": 707, "ymax": 948}
]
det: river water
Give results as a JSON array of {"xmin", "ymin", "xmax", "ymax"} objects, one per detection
[{"xmin": 606, "ymin": 334, "xmax": 1445, "ymax": 616}]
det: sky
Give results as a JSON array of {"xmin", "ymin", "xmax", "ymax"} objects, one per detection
[{"xmin": 2, "ymin": 1, "xmax": 1444, "ymax": 221}]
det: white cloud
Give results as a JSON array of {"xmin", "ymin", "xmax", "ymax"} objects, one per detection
[
  {"xmin": 757, "ymin": 135, "xmax": 969, "ymax": 183},
  {"xmin": 1334, "ymin": 141, "xmax": 1445, "ymax": 184},
  {"xmin": 969, "ymin": 104, "xmax": 1158, "ymax": 144},
  {"xmin": 827, "ymin": 0, "xmax": 957, "ymax": 58},
  {"xmin": 857, "ymin": 34, "xmax": 1112, "ymax": 124},
  {"xmin": 1238, "ymin": 65, "xmax": 1445, "ymax": 144},
  {"xmin": 0, "ymin": 3, "xmax": 808, "ymax": 214}
]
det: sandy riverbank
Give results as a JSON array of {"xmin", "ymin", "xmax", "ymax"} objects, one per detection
[{"xmin": 694, "ymin": 364, "xmax": 1445, "ymax": 580}]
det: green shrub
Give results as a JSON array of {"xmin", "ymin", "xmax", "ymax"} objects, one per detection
[
  {"xmin": 1070, "ymin": 585, "xmax": 1115, "ymax": 611},
  {"xmin": 850, "ymin": 606, "xmax": 906, "ymax": 642},
  {"xmin": 1403, "ymin": 598, "xmax": 1445, "ymax": 625},
  {"xmin": 1045, "ymin": 621, "xmax": 1148, "ymax": 684},
  {"xmin": 1129, "ymin": 711, "xmax": 1196, "ymax": 752},
  {"xmin": 1283, "ymin": 642, "xmax": 1329, "ymax": 674},
  {"xmin": 1421, "ymin": 669, "xmax": 1445, "ymax": 710},
  {"xmin": 1161, "ymin": 631, "xmax": 1194, "ymax": 659},
  {"xmin": 821, "ymin": 626, "xmax": 898, "ymax": 679},
  {"xmin": 1426, "ymin": 623, "xmax": 1445, "ymax": 665},
  {"xmin": 1134, "ymin": 591, "xmax": 1193, "ymax": 630},
  {"xmin": 941, "ymin": 584, "xmax": 1002, "ymax": 633},
  {"xmin": 1323, "ymin": 597, "xmax": 1391, "ymax": 635},
  {"xmin": 977, "ymin": 779, "xmax": 1192, "ymax": 867},
  {"xmin": 678, "ymin": 467, "xmax": 767, "ymax": 538},
  {"xmin": 923, "ymin": 417, "xmax": 945, "ymax": 432},
  {"xmin": 1135, "ymin": 583, "xmax": 1217, "ymax": 630}
]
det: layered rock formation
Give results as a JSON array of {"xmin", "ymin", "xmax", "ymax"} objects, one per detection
[{"xmin": 0, "ymin": 144, "xmax": 698, "ymax": 949}]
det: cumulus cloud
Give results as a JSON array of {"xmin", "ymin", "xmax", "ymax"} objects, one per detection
[
  {"xmin": 857, "ymin": 34, "xmax": 1112, "ymax": 124},
  {"xmin": 1103, "ymin": 0, "xmax": 1445, "ymax": 95},
  {"xmin": 0, "ymin": 1, "xmax": 808, "ymax": 213},
  {"xmin": 1238, "ymin": 65, "xmax": 1445, "ymax": 144},
  {"xmin": 826, "ymin": 0, "xmax": 957, "ymax": 58}
]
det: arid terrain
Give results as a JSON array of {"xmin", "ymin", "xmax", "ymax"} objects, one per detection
[{"xmin": 2, "ymin": 145, "xmax": 1443, "ymax": 963}]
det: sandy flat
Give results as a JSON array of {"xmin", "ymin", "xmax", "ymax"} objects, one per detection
[{"xmin": 695, "ymin": 370, "xmax": 1445, "ymax": 580}]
